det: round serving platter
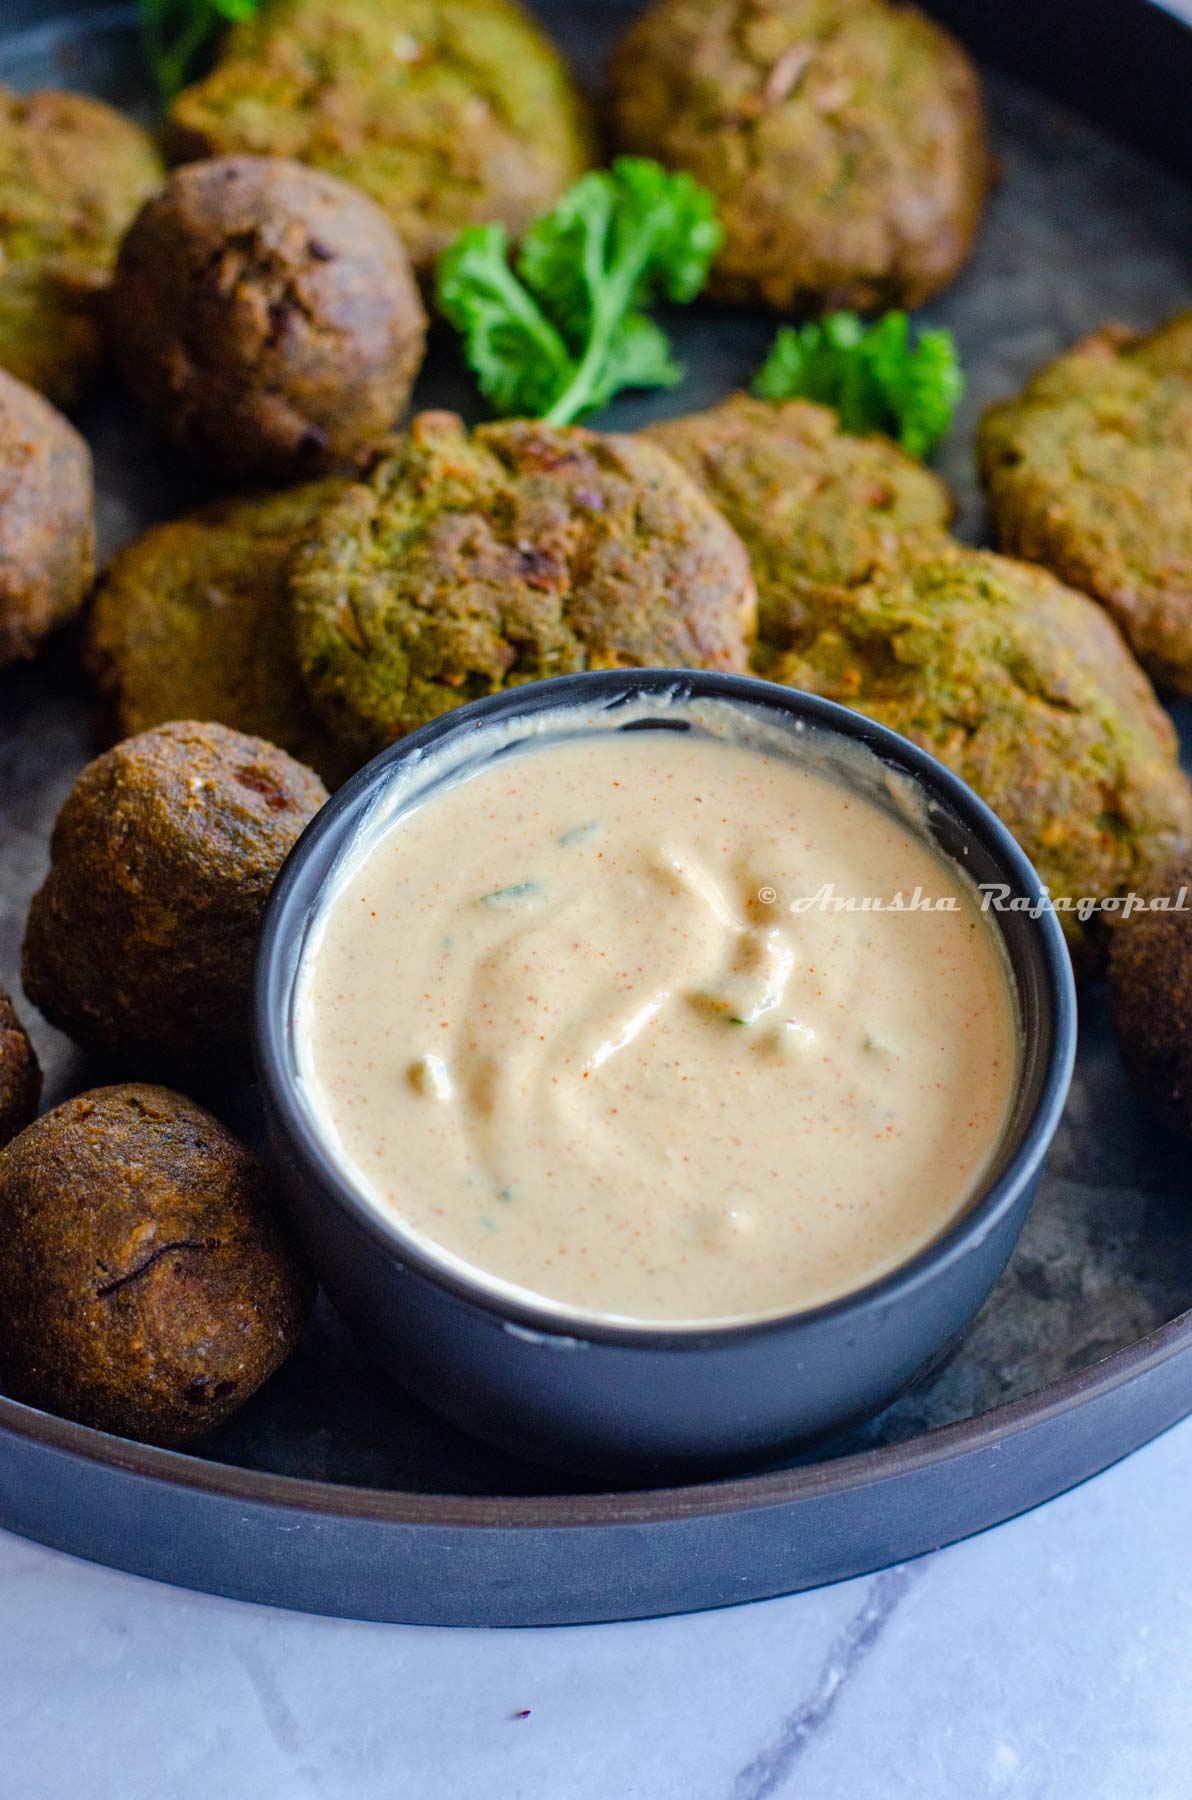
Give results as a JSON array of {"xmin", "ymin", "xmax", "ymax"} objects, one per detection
[{"xmin": 2, "ymin": 0, "xmax": 1192, "ymax": 1627}]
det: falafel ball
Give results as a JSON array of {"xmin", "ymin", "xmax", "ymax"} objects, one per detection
[
  {"xmin": 86, "ymin": 480, "xmax": 355, "ymax": 789},
  {"xmin": 0, "ymin": 367, "xmax": 95, "ymax": 667},
  {"xmin": 0, "ymin": 986, "xmax": 40, "ymax": 1151},
  {"xmin": 979, "ymin": 318, "xmax": 1192, "ymax": 696},
  {"xmin": 607, "ymin": 0, "xmax": 990, "ymax": 313},
  {"xmin": 771, "ymin": 543, "xmax": 1192, "ymax": 969},
  {"xmin": 1109, "ymin": 871, "xmax": 1192, "ymax": 1135},
  {"xmin": 0, "ymin": 1085, "xmax": 313, "ymax": 1445},
  {"xmin": 108, "ymin": 157, "xmax": 427, "ymax": 482},
  {"xmin": 0, "ymin": 88, "xmax": 163, "ymax": 407},
  {"xmin": 644, "ymin": 394, "xmax": 953, "ymax": 656},
  {"xmin": 22, "ymin": 722, "xmax": 327, "ymax": 1069},
  {"xmin": 169, "ymin": 0, "xmax": 594, "ymax": 280},
  {"xmin": 290, "ymin": 412, "xmax": 759, "ymax": 758}
]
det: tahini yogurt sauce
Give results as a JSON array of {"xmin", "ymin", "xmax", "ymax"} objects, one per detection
[{"xmin": 294, "ymin": 697, "xmax": 1018, "ymax": 1327}]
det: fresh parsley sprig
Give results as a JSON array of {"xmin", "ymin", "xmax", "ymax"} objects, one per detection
[
  {"xmin": 437, "ymin": 157, "xmax": 723, "ymax": 427},
  {"xmin": 139, "ymin": 0, "xmax": 259, "ymax": 101},
  {"xmin": 753, "ymin": 311, "xmax": 964, "ymax": 458}
]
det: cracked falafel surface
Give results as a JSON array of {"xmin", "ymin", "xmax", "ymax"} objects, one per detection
[
  {"xmin": 608, "ymin": 0, "xmax": 990, "ymax": 312},
  {"xmin": 979, "ymin": 316, "xmax": 1192, "ymax": 696},
  {"xmin": 169, "ymin": 0, "xmax": 594, "ymax": 279},
  {"xmin": 290, "ymin": 412, "xmax": 759, "ymax": 757}
]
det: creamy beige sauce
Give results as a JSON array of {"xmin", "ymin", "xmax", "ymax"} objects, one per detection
[{"xmin": 296, "ymin": 714, "xmax": 1018, "ymax": 1326}]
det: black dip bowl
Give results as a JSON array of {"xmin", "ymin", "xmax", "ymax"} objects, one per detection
[{"xmin": 256, "ymin": 670, "xmax": 1076, "ymax": 1480}]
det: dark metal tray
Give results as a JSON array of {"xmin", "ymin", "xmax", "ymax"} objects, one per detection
[{"xmin": 2, "ymin": 0, "xmax": 1192, "ymax": 1627}]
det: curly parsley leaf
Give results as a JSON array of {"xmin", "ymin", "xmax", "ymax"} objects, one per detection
[
  {"xmin": 139, "ymin": 0, "xmax": 259, "ymax": 101},
  {"xmin": 753, "ymin": 311, "xmax": 964, "ymax": 458},
  {"xmin": 437, "ymin": 158, "xmax": 722, "ymax": 427}
]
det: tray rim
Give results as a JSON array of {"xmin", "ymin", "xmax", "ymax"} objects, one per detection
[
  {"xmin": 4, "ymin": 1307, "xmax": 1191, "ymax": 1531},
  {"xmin": 3, "ymin": 0, "xmax": 1192, "ymax": 1621}
]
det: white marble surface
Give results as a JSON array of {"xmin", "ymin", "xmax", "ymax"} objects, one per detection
[{"xmin": 1, "ymin": 1412, "xmax": 1191, "ymax": 1798}]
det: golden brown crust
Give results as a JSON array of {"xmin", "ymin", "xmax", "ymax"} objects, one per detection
[{"xmin": 0, "ymin": 1084, "xmax": 313, "ymax": 1445}]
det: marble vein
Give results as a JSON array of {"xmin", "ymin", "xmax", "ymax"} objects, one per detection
[{"xmin": 730, "ymin": 1565, "xmax": 918, "ymax": 1800}]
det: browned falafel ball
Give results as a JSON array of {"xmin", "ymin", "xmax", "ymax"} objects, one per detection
[
  {"xmin": 0, "ymin": 986, "xmax": 40, "ymax": 1150},
  {"xmin": 291, "ymin": 412, "xmax": 759, "ymax": 758},
  {"xmin": 108, "ymin": 156, "xmax": 427, "ymax": 482},
  {"xmin": 1109, "ymin": 872, "xmax": 1192, "ymax": 1136},
  {"xmin": 607, "ymin": 0, "xmax": 990, "ymax": 313},
  {"xmin": 0, "ymin": 1085, "xmax": 313, "ymax": 1445},
  {"xmin": 0, "ymin": 368, "xmax": 95, "ymax": 667},
  {"xmin": 22, "ymin": 721, "xmax": 327, "ymax": 1070}
]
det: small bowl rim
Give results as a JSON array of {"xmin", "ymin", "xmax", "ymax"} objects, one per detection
[{"xmin": 255, "ymin": 669, "xmax": 1077, "ymax": 1351}]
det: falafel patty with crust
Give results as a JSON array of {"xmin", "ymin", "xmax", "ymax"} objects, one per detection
[
  {"xmin": 290, "ymin": 412, "xmax": 759, "ymax": 757},
  {"xmin": 607, "ymin": 0, "xmax": 990, "ymax": 313},
  {"xmin": 0, "ymin": 88, "xmax": 163, "ymax": 407},
  {"xmin": 979, "ymin": 316, "xmax": 1192, "ymax": 696},
  {"xmin": 0, "ymin": 367, "xmax": 95, "ymax": 667},
  {"xmin": 770, "ymin": 543, "xmax": 1192, "ymax": 968},
  {"xmin": 86, "ymin": 482, "xmax": 354, "ymax": 789},
  {"xmin": 644, "ymin": 394, "xmax": 953, "ymax": 656},
  {"xmin": 169, "ymin": 0, "xmax": 594, "ymax": 279},
  {"xmin": 22, "ymin": 722, "xmax": 328, "ymax": 1070}
]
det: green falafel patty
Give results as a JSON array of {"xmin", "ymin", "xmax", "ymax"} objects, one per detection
[
  {"xmin": 608, "ymin": 0, "xmax": 990, "ymax": 313},
  {"xmin": 87, "ymin": 482, "xmax": 354, "ymax": 789},
  {"xmin": 289, "ymin": 411, "xmax": 759, "ymax": 757},
  {"xmin": 644, "ymin": 394, "xmax": 953, "ymax": 657},
  {"xmin": 770, "ymin": 543, "xmax": 1192, "ymax": 967},
  {"xmin": 0, "ymin": 88, "xmax": 163, "ymax": 407},
  {"xmin": 979, "ymin": 317, "xmax": 1192, "ymax": 695},
  {"xmin": 169, "ymin": 0, "xmax": 594, "ymax": 279}
]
